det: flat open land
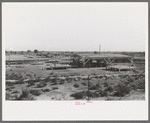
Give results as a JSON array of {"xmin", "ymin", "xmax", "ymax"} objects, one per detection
[{"xmin": 6, "ymin": 59, "xmax": 145, "ymax": 101}]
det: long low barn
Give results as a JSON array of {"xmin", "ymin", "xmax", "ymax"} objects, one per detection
[{"xmin": 71, "ymin": 53, "xmax": 134, "ymax": 69}]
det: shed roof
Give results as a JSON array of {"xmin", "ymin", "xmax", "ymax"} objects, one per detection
[{"xmin": 78, "ymin": 54, "xmax": 131, "ymax": 59}]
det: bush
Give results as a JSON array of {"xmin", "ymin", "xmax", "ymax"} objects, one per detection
[
  {"xmin": 52, "ymin": 75, "xmax": 58, "ymax": 83},
  {"xmin": 123, "ymin": 80, "xmax": 130, "ymax": 85},
  {"xmin": 104, "ymin": 86, "xmax": 113, "ymax": 92},
  {"xmin": 127, "ymin": 82, "xmax": 137, "ymax": 91},
  {"xmin": 15, "ymin": 88, "xmax": 34, "ymax": 100},
  {"xmin": 73, "ymin": 84, "xmax": 79, "ymax": 88},
  {"xmin": 92, "ymin": 91, "xmax": 101, "ymax": 97},
  {"xmin": 6, "ymin": 86, "xmax": 15, "ymax": 91},
  {"xmin": 42, "ymin": 88, "xmax": 50, "ymax": 92},
  {"xmin": 27, "ymin": 82, "xmax": 35, "ymax": 87},
  {"xmin": 51, "ymin": 82, "xmax": 57, "ymax": 85},
  {"xmin": 101, "ymin": 90, "xmax": 108, "ymax": 97},
  {"xmin": 11, "ymin": 90, "xmax": 19, "ymax": 94},
  {"xmin": 103, "ymin": 82, "xmax": 109, "ymax": 87},
  {"xmin": 127, "ymin": 77, "xmax": 134, "ymax": 82},
  {"xmin": 70, "ymin": 91, "xmax": 85, "ymax": 99},
  {"xmin": 52, "ymin": 87, "xmax": 58, "ymax": 90},
  {"xmin": 66, "ymin": 77, "xmax": 72, "ymax": 81},
  {"xmin": 137, "ymin": 79, "xmax": 145, "ymax": 90},
  {"xmin": 6, "ymin": 93, "xmax": 11, "ymax": 100},
  {"xmin": 16, "ymin": 80, "xmax": 24, "ymax": 84},
  {"xmin": 6, "ymin": 87, "xmax": 11, "ymax": 91},
  {"xmin": 36, "ymin": 81, "xmax": 46, "ymax": 88},
  {"xmin": 30, "ymin": 89, "xmax": 42, "ymax": 96},
  {"xmin": 44, "ymin": 76, "xmax": 51, "ymax": 82},
  {"xmin": 58, "ymin": 81, "xmax": 64, "ymax": 85},
  {"xmin": 81, "ymin": 82, "xmax": 86, "ymax": 86},
  {"xmin": 89, "ymin": 84, "xmax": 99, "ymax": 90},
  {"xmin": 113, "ymin": 83, "xmax": 130, "ymax": 97},
  {"xmin": 85, "ymin": 91, "xmax": 94, "ymax": 98}
]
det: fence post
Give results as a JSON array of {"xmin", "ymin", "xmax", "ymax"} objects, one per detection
[{"xmin": 88, "ymin": 75, "xmax": 90, "ymax": 100}]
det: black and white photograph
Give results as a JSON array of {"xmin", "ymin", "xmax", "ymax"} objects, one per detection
[{"xmin": 2, "ymin": 2, "xmax": 148, "ymax": 120}]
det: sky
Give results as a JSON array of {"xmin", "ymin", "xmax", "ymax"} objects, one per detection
[{"xmin": 2, "ymin": 2, "xmax": 148, "ymax": 52}]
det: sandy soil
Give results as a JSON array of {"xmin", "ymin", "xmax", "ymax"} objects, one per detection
[{"xmin": 5, "ymin": 63, "xmax": 145, "ymax": 101}]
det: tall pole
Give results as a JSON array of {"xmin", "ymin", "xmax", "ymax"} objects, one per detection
[
  {"xmin": 99, "ymin": 45, "xmax": 101, "ymax": 54},
  {"xmin": 88, "ymin": 75, "xmax": 89, "ymax": 100}
]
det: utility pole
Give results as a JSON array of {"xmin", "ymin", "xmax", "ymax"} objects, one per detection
[
  {"xmin": 99, "ymin": 45, "xmax": 101, "ymax": 54},
  {"xmin": 87, "ymin": 75, "xmax": 90, "ymax": 100}
]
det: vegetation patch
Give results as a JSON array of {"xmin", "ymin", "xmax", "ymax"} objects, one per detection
[
  {"xmin": 52, "ymin": 87, "xmax": 59, "ymax": 90},
  {"xmin": 42, "ymin": 88, "xmax": 50, "ymax": 92},
  {"xmin": 11, "ymin": 90, "xmax": 19, "ymax": 94},
  {"xmin": 73, "ymin": 84, "xmax": 79, "ymax": 88},
  {"xmin": 36, "ymin": 81, "xmax": 46, "ymax": 88},
  {"xmin": 81, "ymin": 82, "xmax": 86, "ymax": 86},
  {"xmin": 112, "ymin": 83, "xmax": 130, "ymax": 97},
  {"xmin": 30, "ymin": 89, "xmax": 42, "ymax": 96},
  {"xmin": 70, "ymin": 91, "xmax": 85, "ymax": 99},
  {"xmin": 15, "ymin": 88, "xmax": 34, "ymax": 100}
]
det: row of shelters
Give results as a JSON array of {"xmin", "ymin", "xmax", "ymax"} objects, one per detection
[{"xmin": 70, "ymin": 53, "xmax": 135, "ymax": 70}]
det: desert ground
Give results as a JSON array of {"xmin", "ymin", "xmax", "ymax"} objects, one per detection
[{"xmin": 5, "ymin": 53, "xmax": 145, "ymax": 101}]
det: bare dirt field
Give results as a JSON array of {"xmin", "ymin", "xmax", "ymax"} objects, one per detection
[{"xmin": 5, "ymin": 62, "xmax": 145, "ymax": 101}]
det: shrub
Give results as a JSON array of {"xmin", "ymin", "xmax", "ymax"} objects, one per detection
[
  {"xmin": 11, "ymin": 90, "xmax": 19, "ymax": 94},
  {"xmin": 51, "ymin": 75, "xmax": 58, "ymax": 83},
  {"xmin": 127, "ymin": 77, "xmax": 134, "ymax": 82},
  {"xmin": 52, "ymin": 87, "xmax": 58, "ymax": 90},
  {"xmin": 135, "ymin": 76, "xmax": 139, "ymax": 80},
  {"xmin": 6, "ymin": 86, "xmax": 15, "ymax": 91},
  {"xmin": 101, "ymin": 90, "xmax": 108, "ymax": 97},
  {"xmin": 49, "ymin": 72, "xmax": 53, "ymax": 75},
  {"xmin": 106, "ymin": 97, "xmax": 114, "ymax": 101},
  {"xmin": 15, "ymin": 88, "xmax": 34, "ymax": 100},
  {"xmin": 85, "ymin": 91, "xmax": 94, "ymax": 98},
  {"xmin": 6, "ymin": 87, "xmax": 11, "ymax": 91},
  {"xmin": 73, "ymin": 84, "xmax": 79, "ymax": 88},
  {"xmin": 89, "ymin": 84, "xmax": 99, "ymax": 90},
  {"xmin": 81, "ymin": 82, "xmax": 86, "ymax": 86},
  {"xmin": 113, "ymin": 83, "xmax": 130, "ymax": 97},
  {"xmin": 44, "ymin": 76, "xmax": 51, "ymax": 82},
  {"xmin": 92, "ymin": 91, "xmax": 101, "ymax": 97},
  {"xmin": 70, "ymin": 91, "xmax": 85, "ymax": 99},
  {"xmin": 6, "ymin": 93, "xmax": 11, "ymax": 100},
  {"xmin": 30, "ymin": 89, "xmax": 42, "ymax": 96},
  {"xmin": 42, "ymin": 88, "xmax": 50, "ymax": 92},
  {"xmin": 36, "ymin": 81, "xmax": 46, "ymax": 88},
  {"xmin": 51, "ymin": 82, "xmax": 57, "ymax": 85},
  {"xmin": 10, "ymin": 86, "xmax": 15, "ymax": 89},
  {"xmin": 137, "ymin": 79, "xmax": 145, "ymax": 90},
  {"xmin": 104, "ymin": 86, "xmax": 113, "ymax": 92},
  {"xmin": 16, "ymin": 80, "xmax": 24, "ymax": 84},
  {"xmin": 123, "ymin": 80, "xmax": 130, "ymax": 85},
  {"xmin": 58, "ymin": 81, "xmax": 64, "ymax": 85},
  {"xmin": 86, "ymin": 90, "xmax": 102, "ymax": 98},
  {"xmin": 66, "ymin": 77, "xmax": 72, "ymax": 81},
  {"xmin": 103, "ymin": 82, "xmax": 109, "ymax": 87},
  {"xmin": 27, "ymin": 82, "xmax": 35, "ymax": 87},
  {"xmin": 127, "ymin": 82, "xmax": 137, "ymax": 91}
]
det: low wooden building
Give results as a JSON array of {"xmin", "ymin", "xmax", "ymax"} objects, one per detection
[{"xmin": 71, "ymin": 54, "xmax": 135, "ymax": 69}]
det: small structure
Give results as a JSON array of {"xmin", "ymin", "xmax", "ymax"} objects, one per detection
[
  {"xmin": 46, "ymin": 63, "xmax": 71, "ymax": 70},
  {"xmin": 45, "ymin": 60, "xmax": 60, "ymax": 64},
  {"xmin": 71, "ymin": 54, "xmax": 135, "ymax": 70},
  {"xmin": 107, "ymin": 65, "xmax": 135, "ymax": 71},
  {"xmin": 60, "ymin": 57, "xmax": 72, "ymax": 64}
]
